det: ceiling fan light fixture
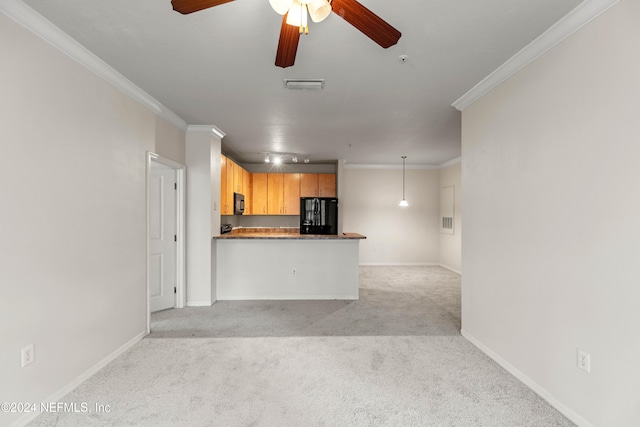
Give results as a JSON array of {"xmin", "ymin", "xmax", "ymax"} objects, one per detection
[
  {"xmin": 308, "ymin": 0, "xmax": 331, "ymax": 23},
  {"xmin": 269, "ymin": 0, "xmax": 293, "ymax": 15},
  {"xmin": 286, "ymin": 0, "xmax": 308, "ymax": 32}
]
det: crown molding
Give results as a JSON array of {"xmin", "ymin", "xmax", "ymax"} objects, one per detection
[
  {"xmin": 343, "ymin": 163, "xmax": 439, "ymax": 170},
  {"xmin": 0, "ymin": 0, "xmax": 188, "ymax": 131},
  {"xmin": 187, "ymin": 125, "xmax": 226, "ymax": 139},
  {"xmin": 343, "ymin": 156, "xmax": 461, "ymax": 170},
  {"xmin": 452, "ymin": 0, "xmax": 621, "ymax": 111},
  {"xmin": 438, "ymin": 157, "xmax": 461, "ymax": 169}
]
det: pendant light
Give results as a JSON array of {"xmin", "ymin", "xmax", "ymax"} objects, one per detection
[{"xmin": 399, "ymin": 156, "xmax": 408, "ymax": 207}]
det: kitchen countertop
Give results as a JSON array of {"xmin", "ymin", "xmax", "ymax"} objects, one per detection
[{"xmin": 213, "ymin": 227, "xmax": 365, "ymax": 240}]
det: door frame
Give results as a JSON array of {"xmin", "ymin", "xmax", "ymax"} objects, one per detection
[{"xmin": 146, "ymin": 152, "xmax": 186, "ymax": 333}]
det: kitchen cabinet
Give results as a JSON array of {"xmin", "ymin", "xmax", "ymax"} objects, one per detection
[
  {"xmin": 242, "ymin": 168, "xmax": 252, "ymax": 215},
  {"xmin": 221, "ymin": 155, "xmax": 251, "ymax": 215},
  {"xmin": 233, "ymin": 161, "xmax": 243, "ymax": 193},
  {"xmin": 300, "ymin": 173, "xmax": 336, "ymax": 197},
  {"xmin": 220, "ymin": 155, "xmax": 235, "ymax": 215},
  {"xmin": 283, "ymin": 173, "xmax": 300, "ymax": 215},
  {"xmin": 300, "ymin": 174, "xmax": 319, "ymax": 197},
  {"xmin": 252, "ymin": 173, "xmax": 268, "ymax": 215},
  {"xmin": 318, "ymin": 174, "xmax": 336, "ymax": 197},
  {"xmin": 267, "ymin": 173, "xmax": 284, "ymax": 214},
  {"xmin": 224, "ymin": 164, "xmax": 335, "ymax": 217}
]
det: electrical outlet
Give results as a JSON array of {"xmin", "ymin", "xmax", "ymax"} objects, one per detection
[
  {"xmin": 21, "ymin": 344, "xmax": 34, "ymax": 368},
  {"xmin": 577, "ymin": 349, "xmax": 590, "ymax": 373},
  {"xmin": 292, "ymin": 268, "xmax": 296, "ymax": 276}
]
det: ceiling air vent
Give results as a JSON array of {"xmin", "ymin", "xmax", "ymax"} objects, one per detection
[{"xmin": 283, "ymin": 79, "xmax": 325, "ymax": 90}]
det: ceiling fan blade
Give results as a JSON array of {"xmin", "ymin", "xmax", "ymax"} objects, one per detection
[
  {"xmin": 331, "ymin": 0, "xmax": 401, "ymax": 48},
  {"xmin": 171, "ymin": 0, "xmax": 234, "ymax": 15},
  {"xmin": 275, "ymin": 14, "xmax": 300, "ymax": 68}
]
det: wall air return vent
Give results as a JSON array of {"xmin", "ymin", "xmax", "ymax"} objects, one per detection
[{"xmin": 440, "ymin": 185, "xmax": 455, "ymax": 235}]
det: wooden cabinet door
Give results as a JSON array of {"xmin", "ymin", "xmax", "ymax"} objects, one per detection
[
  {"xmin": 224, "ymin": 159, "xmax": 234, "ymax": 214},
  {"xmin": 300, "ymin": 173, "xmax": 319, "ymax": 197},
  {"xmin": 221, "ymin": 155, "xmax": 235, "ymax": 215},
  {"xmin": 252, "ymin": 173, "xmax": 268, "ymax": 215},
  {"xmin": 267, "ymin": 173, "xmax": 284, "ymax": 215},
  {"xmin": 318, "ymin": 174, "xmax": 336, "ymax": 197},
  {"xmin": 221, "ymin": 155, "xmax": 228, "ymax": 214},
  {"xmin": 283, "ymin": 173, "xmax": 301, "ymax": 215},
  {"xmin": 231, "ymin": 160, "xmax": 242, "ymax": 193},
  {"xmin": 242, "ymin": 169, "xmax": 252, "ymax": 215}
]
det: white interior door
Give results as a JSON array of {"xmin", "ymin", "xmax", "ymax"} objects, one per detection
[{"xmin": 149, "ymin": 161, "xmax": 177, "ymax": 312}]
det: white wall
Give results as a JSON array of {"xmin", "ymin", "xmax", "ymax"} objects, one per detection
[
  {"xmin": 439, "ymin": 161, "xmax": 462, "ymax": 273},
  {"xmin": 155, "ymin": 117, "xmax": 186, "ymax": 164},
  {"xmin": 461, "ymin": 1, "xmax": 640, "ymax": 425},
  {"xmin": 185, "ymin": 128, "xmax": 222, "ymax": 306},
  {"xmin": 0, "ymin": 12, "xmax": 185, "ymax": 427},
  {"xmin": 342, "ymin": 167, "xmax": 440, "ymax": 265}
]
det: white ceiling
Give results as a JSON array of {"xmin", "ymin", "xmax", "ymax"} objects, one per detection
[{"xmin": 23, "ymin": 0, "xmax": 582, "ymax": 166}]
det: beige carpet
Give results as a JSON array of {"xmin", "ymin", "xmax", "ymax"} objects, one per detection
[{"xmin": 28, "ymin": 266, "xmax": 574, "ymax": 426}]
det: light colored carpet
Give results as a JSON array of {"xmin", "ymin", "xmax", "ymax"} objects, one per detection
[{"xmin": 28, "ymin": 266, "xmax": 574, "ymax": 426}]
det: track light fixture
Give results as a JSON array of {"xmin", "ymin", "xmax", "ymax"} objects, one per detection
[{"xmin": 263, "ymin": 152, "xmax": 310, "ymax": 164}]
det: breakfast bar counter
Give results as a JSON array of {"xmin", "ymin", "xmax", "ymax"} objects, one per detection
[
  {"xmin": 213, "ymin": 228, "xmax": 366, "ymax": 300},
  {"xmin": 213, "ymin": 229, "xmax": 366, "ymax": 240}
]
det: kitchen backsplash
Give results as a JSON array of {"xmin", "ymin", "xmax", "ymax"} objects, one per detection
[{"xmin": 221, "ymin": 215, "xmax": 300, "ymax": 228}]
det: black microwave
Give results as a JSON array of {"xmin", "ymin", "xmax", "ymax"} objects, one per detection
[{"xmin": 234, "ymin": 192, "xmax": 244, "ymax": 215}]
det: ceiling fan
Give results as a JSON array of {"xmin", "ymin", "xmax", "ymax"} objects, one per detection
[{"xmin": 171, "ymin": 0, "xmax": 401, "ymax": 68}]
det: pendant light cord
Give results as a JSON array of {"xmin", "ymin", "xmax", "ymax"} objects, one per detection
[{"xmin": 402, "ymin": 155, "xmax": 406, "ymax": 199}]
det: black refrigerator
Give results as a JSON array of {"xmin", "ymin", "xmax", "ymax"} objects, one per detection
[{"xmin": 300, "ymin": 197, "xmax": 338, "ymax": 235}]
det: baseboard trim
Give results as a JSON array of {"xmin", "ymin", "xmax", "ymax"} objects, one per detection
[
  {"xmin": 359, "ymin": 262, "xmax": 438, "ymax": 266},
  {"xmin": 460, "ymin": 329, "xmax": 593, "ymax": 427},
  {"xmin": 186, "ymin": 301, "xmax": 214, "ymax": 307},
  {"xmin": 218, "ymin": 294, "xmax": 359, "ymax": 301},
  {"xmin": 439, "ymin": 264, "xmax": 461, "ymax": 275},
  {"xmin": 11, "ymin": 330, "xmax": 147, "ymax": 427}
]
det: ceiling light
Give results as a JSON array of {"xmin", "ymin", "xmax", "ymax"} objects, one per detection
[
  {"xmin": 286, "ymin": 0, "xmax": 308, "ymax": 34},
  {"xmin": 399, "ymin": 156, "xmax": 409, "ymax": 207},
  {"xmin": 307, "ymin": 0, "xmax": 331, "ymax": 23},
  {"xmin": 271, "ymin": 0, "xmax": 330, "ymax": 34},
  {"xmin": 283, "ymin": 79, "xmax": 325, "ymax": 90},
  {"xmin": 263, "ymin": 153, "xmax": 310, "ymax": 164}
]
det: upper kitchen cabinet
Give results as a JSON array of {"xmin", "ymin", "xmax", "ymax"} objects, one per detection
[
  {"xmin": 242, "ymin": 168, "xmax": 252, "ymax": 215},
  {"xmin": 233, "ymin": 161, "xmax": 243, "ymax": 194},
  {"xmin": 283, "ymin": 173, "xmax": 301, "ymax": 215},
  {"xmin": 300, "ymin": 173, "xmax": 336, "ymax": 197},
  {"xmin": 300, "ymin": 174, "xmax": 319, "ymax": 197},
  {"xmin": 318, "ymin": 174, "xmax": 336, "ymax": 197},
  {"xmin": 252, "ymin": 173, "xmax": 268, "ymax": 215},
  {"xmin": 267, "ymin": 173, "xmax": 284, "ymax": 215},
  {"xmin": 220, "ymin": 155, "xmax": 234, "ymax": 215},
  {"xmin": 221, "ymin": 154, "xmax": 250, "ymax": 215}
]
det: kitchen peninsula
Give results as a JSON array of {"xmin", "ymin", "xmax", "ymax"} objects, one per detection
[{"xmin": 213, "ymin": 228, "xmax": 366, "ymax": 300}]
